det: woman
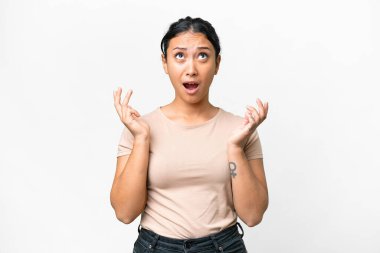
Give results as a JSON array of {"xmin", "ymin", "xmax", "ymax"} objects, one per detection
[{"xmin": 111, "ymin": 16, "xmax": 269, "ymax": 253}]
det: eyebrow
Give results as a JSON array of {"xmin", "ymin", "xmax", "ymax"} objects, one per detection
[{"xmin": 172, "ymin": 46, "xmax": 211, "ymax": 51}]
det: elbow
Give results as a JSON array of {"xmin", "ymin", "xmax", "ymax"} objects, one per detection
[
  {"xmin": 245, "ymin": 215, "xmax": 263, "ymax": 227},
  {"xmin": 244, "ymin": 206, "xmax": 267, "ymax": 227},
  {"xmin": 112, "ymin": 203, "xmax": 138, "ymax": 224},
  {"xmin": 116, "ymin": 213, "xmax": 135, "ymax": 224},
  {"xmin": 111, "ymin": 205, "xmax": 138, "ymax": 224},
  {"xmin": 110, "ymin": 199, "xmax": 138, "ymax": 224},
  {"xmin": 242, "ymin": 200, "xmax": 269, "ymax": 227}
]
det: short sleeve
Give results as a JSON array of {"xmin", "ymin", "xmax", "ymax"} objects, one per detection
[
  {"xmin": 243, "ymin": 129, "xmax": 263, "ymax": 160},
  {"xmin": 116, "ymin": 127, "xmax": 135, "ymax": 157}
]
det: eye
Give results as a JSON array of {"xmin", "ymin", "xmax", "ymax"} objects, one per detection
[
  {"xmin": 175, "ymin": 52, "xmax": 184, "ymax": 59},
  {"xmin": 199, "ymin": 52, "xmax": 208, "ymax": 59}
]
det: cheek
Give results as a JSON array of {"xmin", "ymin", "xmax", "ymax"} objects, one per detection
[
  {"xmin": 167, "ymin": 69, "xmax": 183, "ymax": 86},
  {"xmin": 168, "ymin": 69, "xmax": 181, "ymax": 81},
  {"xmin": 167, "ymin": 64, "xmax": 183, "ymax": 77},
  {"xmin": 201, "ymin": 66, "xmax": 216, "ymax": 80}
]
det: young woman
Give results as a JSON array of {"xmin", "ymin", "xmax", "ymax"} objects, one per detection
[{"xmin": 111, "ymin": 16, "xmax": 269, "ymax": 253}]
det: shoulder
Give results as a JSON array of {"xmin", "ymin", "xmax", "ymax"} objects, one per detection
[
  {"xmin": 140, "ymin": 107, "xmax": 161, "ymax": 122},
  {"xmin": 219, "ymin": 108, "xmax": 245, "ymax": 125}
]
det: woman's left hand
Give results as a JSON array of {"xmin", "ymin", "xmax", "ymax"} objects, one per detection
[{"xmin": 228, "ymin": 98, "xmax": 269, "ymax": 148}]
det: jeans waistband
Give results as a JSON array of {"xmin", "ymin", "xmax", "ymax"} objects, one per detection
[{"xmin": 136, "ymin": 222, "xmax": 245, "ymax": 252}]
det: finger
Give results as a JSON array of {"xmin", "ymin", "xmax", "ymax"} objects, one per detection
[
  {"xmin": 113, "ymin": 87, "xmax": 122, "ymax": 115},
  {"xmin": 116, "ymin": 87, "xmax": 122, "ymax": 105},
  {"xmin": 128, "ymin": 106, "xmax": 141, "ymax": 117},
  {"xmin": 246, "ymin": 104, "xmax": 257, "ymax": 112},
  {"xmin": 131, "ymin": 112, "xmax": 140, "ymax": 118},
  {"xmin": 245, "ymin": 110, "xmax": 256, "ymax": 131},
  {"xmin": 243, "ymin": 112, "xmax": 249, "ymax": 124},
  {"xmin": 258, "ymin": 99, "xmax": 269, "ymax": 118},
  {"xmin": 122, "ymin": 89, "xmax": 133, "ymax": 106},
  {"xmin": 264, "ymin": 102, "xmax": 269, "ymax": 115},
  {"xmin": 246, "ymin": 105, "xmax": 260, "ymax": 123},
  {"xmin": 113, "ymin": 87, "xmax": 120, "ymax": 104},
  {"xmin": 244, "ymin": 111, "xmax": 250, "ymax": 124},
  {"xmin": 128, "ymin": 105, "xmax": 140, "ymax": 116},
  {"xmin": 243, "ymin": 111, "xmax": 251, "ymax": 130},
  {"xmin": 256, "ymin": 98, "xmax": 266, "ymax": 119}
]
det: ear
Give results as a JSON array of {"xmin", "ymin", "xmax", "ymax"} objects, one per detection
[
  {"xmin": 215, "ymin": 54, "xmax": 221, "ymax": 75},
  {"xmin": 161, "ymin": 53, "xmax": 168, "ymax": 74}
]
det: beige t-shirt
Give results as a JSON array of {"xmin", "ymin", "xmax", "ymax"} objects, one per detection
[{"xmin": 116, "ymin": 107, "xmax": 263, "ymax": 239}]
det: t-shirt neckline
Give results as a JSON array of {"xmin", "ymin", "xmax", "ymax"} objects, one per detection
[{"xmin": 157, "ymin": 106, "xmax": 222, "ymax": 129}]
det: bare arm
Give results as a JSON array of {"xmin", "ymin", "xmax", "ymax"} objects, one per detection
[
  {"xmin": 110, "ymin": 87, "xmax": 150, "ymax": 224},
  {"xmin": 110, "ymin": 136, "xmax": 149, "ymax": 224},
  {"xmin": 228, "ymin": 147, "xmax": 268, "ymax": 227},
  {"xmin": 227, "ymin": 98, "xmax": 269, "ymax": 227}
]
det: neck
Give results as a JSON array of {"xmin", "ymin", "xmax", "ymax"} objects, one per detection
[
  {"xmin": 162, "ymin": 97, "xmax": 218, "ymax": 123},
  {"xmin": 173, "ymin": 100, "xmax": 214, "ymax": 115}
]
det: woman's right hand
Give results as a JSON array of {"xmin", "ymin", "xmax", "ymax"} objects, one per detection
[{"xmin": 113, "ymin": 87, "xmax": 150, "ymax": 139}]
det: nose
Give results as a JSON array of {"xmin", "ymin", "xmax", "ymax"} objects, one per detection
[{"xmin": 186, "ymin": 59, "xmax": 198, "ymax": 77}]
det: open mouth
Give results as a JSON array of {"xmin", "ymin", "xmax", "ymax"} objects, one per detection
[{"xmin": 183, "ymin": 82, "xmax": 199, "ymax": 90}]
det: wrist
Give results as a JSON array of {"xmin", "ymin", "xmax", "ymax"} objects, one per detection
[
  {"xmin": 227, "ymin": 143, "xmax": 243, "ymax": 153},
  {"xmin": 134, "ymin": 134, "xmax": 150, "ymax": 144}
]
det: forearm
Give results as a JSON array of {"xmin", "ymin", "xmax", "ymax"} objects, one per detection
[
  {"xmin": 111, "ymin": 137, "xmax": 150, "ymax": 223},
  {"xmin": 228, "ymin": 146, "xmax": 268, "ymax": 226}
]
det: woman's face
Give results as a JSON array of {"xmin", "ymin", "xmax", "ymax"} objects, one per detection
[{"xmin": 162, "ymin": 31, "xmax": 221, "ymax": 105}]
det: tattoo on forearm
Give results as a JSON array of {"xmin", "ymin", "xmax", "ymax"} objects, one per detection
[{"xmin": 229, "ymin": 162, "xmax": 237, "ymax": 178}]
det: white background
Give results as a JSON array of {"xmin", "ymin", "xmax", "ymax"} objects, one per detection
[{"xmin": 1, "ymin": 0, "xmax": 379, "ymax": 252}]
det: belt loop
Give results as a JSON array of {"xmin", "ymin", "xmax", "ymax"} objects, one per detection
[
  {"xmin": 137, "ymin": 224, "xmax": 142, "ymax": 234},
  {"xmin": 210, "ymin": 235, "xmax": 224, "ymax": 252},
  {"xmin": 147, "ymin": 233, "xmax": 159, "ymax": 251},
  {"xmin": 236, "ymin": 222, "xmax": 244, "ymax": 238}
]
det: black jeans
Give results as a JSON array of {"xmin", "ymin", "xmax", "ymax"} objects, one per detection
[{"xmin": 133, "ymin": 222, "xmax": 247, "ymax": 253}]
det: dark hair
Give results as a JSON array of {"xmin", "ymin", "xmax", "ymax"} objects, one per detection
[{"xmin": 160, "ymin": 16, "xmax": 221, "ymax": 60}]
